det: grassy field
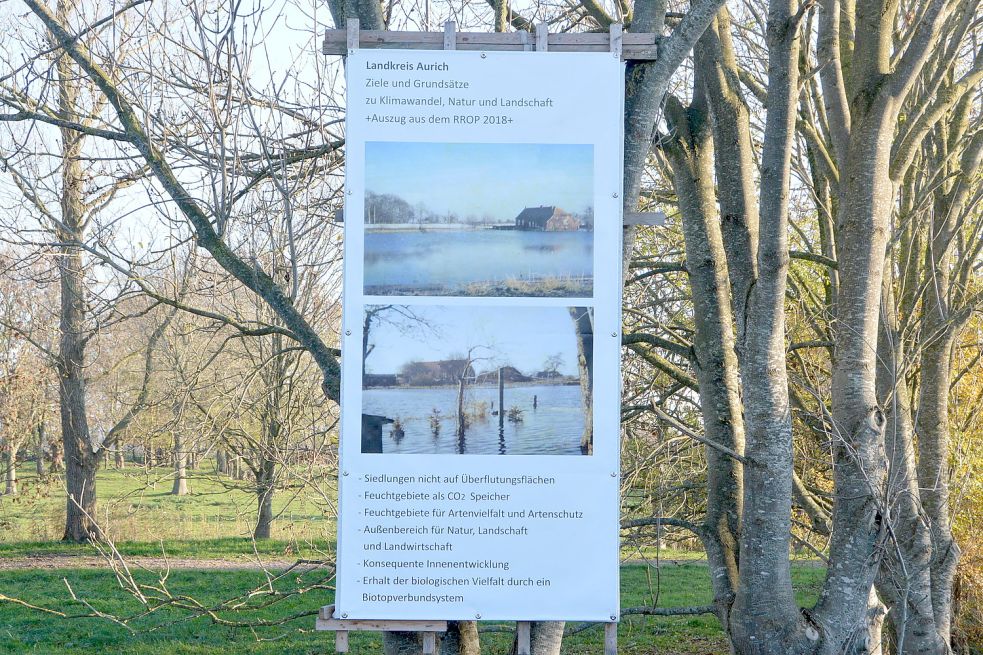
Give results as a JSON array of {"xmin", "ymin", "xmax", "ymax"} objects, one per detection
[
  {"xmin": 0, "ymin": 464, "xmax": 829, "ymax": 653},
  {"xmin": 0, "ymin": 465, "xmax": 709, "ymax": 562},
  {"xmin": 0, "ymin": 464, "xmax": 333, "ymax": 548},
  {"xmin": 0, "ymin": 564, "xmax": 826, "ymax": 654}
]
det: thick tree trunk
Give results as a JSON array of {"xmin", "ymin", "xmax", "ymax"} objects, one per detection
[
  {"xmin": 727, "ymin": 0, "xmax": 812, "ymax": 649},
  {"xmin": 916, "ymin": 331, "xmax": 960, "ymax": 643},
  {"xmin": 913, "ymin": 182, "xmax": 963, "ymax": 644},
  {"xmin": 56, "ymin": 6, "xmax": 97, "ymax": 541},
  {"xmin": 527, "ymin": 622, "xmax": 564, "ymax": 654},
  {"xmin": 63, "ymin": 454, "xmax": 99, "ymax": 542},
  {"xmin": 663, "ymin": 94, "xmax": 744, "ymax": 623},
  {"xmin": 440, "ymin": 621, "xmax": 479, "ymax": 655},
  {"xmin": 254, "ymin": 459, "xmax": 275, "ymax": 539},
  {"xmin": 814, "ymin": 97, "xmax": 893, "ymax": 655},
  {"xmin": 697, "ymin": 9, "xmax": 759, "ymax": 334},
  {"xmin": 4, "ymin": 445, "xmax": 17, "ymax": 495},
  {"xmin": 456, "ymin": 377, "xmax": 466, "ymax": 437},
  {"xmin": 36, "ymin": 421, "xmax": 47, "ymax": 479},
  {"xmin": 36, "ymin": 446, "xmax": 45, "ymax": 479},
  {"xmin": 568, "ymin": 307, "xmax": 594, "ymax": 455},
  {"xmin": 171, "ymin": 431, "xmax": 188, "ymax": 495},
  {"xmin": 875, "ymin": 285, "xmax": 947, "ymax": 654},
  {"xmin": 114, "ymin": 443, "xmax": 124, "ymax": 469},
  {"xmin": 59, "ymin": 246, "xmax": 99, "ymax": 542},
  {"xmin": 215, "ymin": 449, "xmax": 228, "ymax": 475}
]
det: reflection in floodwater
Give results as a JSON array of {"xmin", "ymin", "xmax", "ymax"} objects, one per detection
[
  {"xmin": 362, "ymin": 384, "xmax": 585, "ymax": 455},
  {"xmin": 364, "ymin": 230, "xmax": 593, "ymax": 297}
]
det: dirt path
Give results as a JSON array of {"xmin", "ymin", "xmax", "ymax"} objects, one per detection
[{"xmin": 0, "ymin": 555, "xmax": 324, "ymax": 571}]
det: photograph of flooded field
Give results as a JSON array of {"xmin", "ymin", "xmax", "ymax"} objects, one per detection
[
  {"xmin": 360, "ymin": 305, "xmax": 593, "ymax": 455},
  {"xmin": 362, "ymin": 142, "xmax": 594, "ymax": 298}
]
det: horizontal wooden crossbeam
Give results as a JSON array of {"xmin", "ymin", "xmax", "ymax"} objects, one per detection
[
  {"xmin": 322, "ymin": 28, "xmax": 658, "ymax": 60},
  {"xmin": 316, "ymin": 605, "xmax": 447, "ymax": 653},
  {"xmin": 317, "ymin": 604, "xmax": 447, "ymax": 630},
  {"xmin": 625, "ymin": 211, "xmax": 667, "ymax": 226}
]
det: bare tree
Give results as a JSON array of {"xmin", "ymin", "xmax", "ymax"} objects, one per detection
[{"xmin": 628, "ymin": 0, "xmax": 980, "ymax": 650}]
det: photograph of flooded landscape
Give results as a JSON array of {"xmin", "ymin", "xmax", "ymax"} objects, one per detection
[
  {"xmin": 360, "ymin": 304, "xmax": 593, "ymax": 455},
  {"xmin": 362, "ymin": 142, "xmax": 594, "ymax": 297}
]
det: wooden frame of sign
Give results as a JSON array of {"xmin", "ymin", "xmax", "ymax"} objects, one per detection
[{"xmin": 318, "ymin": 19, "xmax": 644, "ymax": 655}]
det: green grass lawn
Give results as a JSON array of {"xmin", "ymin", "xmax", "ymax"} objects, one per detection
[
  {"xmin": 0, "ymin": 464, "xmax": 334, "ymax": 548},
  {"xmin": 0, "ymin": 564, "xmax": 826, "ymax": 654},
  {"xmin": 0, "ymin": 465, "xmax": 708, "ymax": 562},
  {"xmin": 0, "ymin": 464, "xmax": 829, "ymax": 653}
]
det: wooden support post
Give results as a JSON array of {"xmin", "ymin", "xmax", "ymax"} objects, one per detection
[
  {"xmin": 423, "ymin": 632, "xmax": 437, "ymax": 654},
  {"xmin": 535, "ymin": 23, "xmax": 548, "ymax": 51},
  {"xmin": 519, "ymin": 30, "xmax": 531, "ymax": 51},
  {"xmin": 609, "ymin": 23, "xmax": 623, "ymax": 59},
  {"xmin": 604, "ymin": 622, "xmax": 618, "ymax": 655},
  {"xmin": 443, "ymin": 21, "xmax": 456, "ymax": 50},
  {"xmin": 516, "ymin": 621, "xmax": 532, "ymax": 655},
  {"xmin": 335, "ymin": 630, "xmax": 350, "ymax": 652},
  {"xmin": 347, "ymin": 18, "xmax": 359, "ymax": 54},
  {"xmin": 498, "ymin": 367, "xmax": 505, "ymax": 428}
]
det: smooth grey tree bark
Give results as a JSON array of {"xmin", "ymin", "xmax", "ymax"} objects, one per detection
[
  {"xmin": 876, "ymin": 281, "xmax": 945, "ymax": 654},
  {"xmin": 812, "ymin": 0, "xmax": 959, "ymax": 651},
  {"xmin": 171, "ymin": 430, "xmax": 189, "ymax": 496},
  {"xmin": 35, "ymin": 422, "xmax": 46, "ymax": 480},
  {"xmin": 661, "ymin": 85, "xmax": 744, "ymax": 625},
  {"xmin": 4, "ymin": 444, "xmax": 18, "ymax": 495},
  {"xmin": 655, "ymin": 0, "xmax": 977, "ymax": 649},
  {"xmin": 569, "ymin": 307, "xmax": 595, "ymax": 455},
  {"xmin": 254, "ymin": 458, "xmax": 276, "ymax": 540},
  {"xmin": 725, "ymin": 0, "xmax": 814, "ymax": 648}
]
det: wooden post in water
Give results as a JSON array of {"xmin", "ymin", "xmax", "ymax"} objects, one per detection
[
  {"xmin": 498, "ymin": 367, "xmax": 505, "ymax": 427},
  {"xmin": 457, "ymin": 378, "xmax": 466, "ymax": 436}
]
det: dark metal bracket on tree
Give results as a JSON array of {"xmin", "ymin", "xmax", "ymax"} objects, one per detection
[{"xmin": 317, "ymin": 19, "xmax": 642, "ymax": 655}]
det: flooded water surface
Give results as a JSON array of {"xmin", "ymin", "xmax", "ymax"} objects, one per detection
[
  {"xmin": 361, "ymin": 384, "xmax": 586, "ymax": 455},
  {"xmin": 363, "ymin": 229, "xmax": 593, "ymax": 296}
]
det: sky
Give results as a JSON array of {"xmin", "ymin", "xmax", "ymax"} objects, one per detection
[
  {"xmin": 364, "ymin": 305, "xmax": 586, "ymax": 377},
  {"xmin": 364, "ymin": 142, "xmax": 594, "ymax": 222}
]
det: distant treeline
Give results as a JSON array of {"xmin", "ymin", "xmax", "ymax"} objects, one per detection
[{"xmin": 364, "ymin": 191, "xmax": 504, "ymax": 225}]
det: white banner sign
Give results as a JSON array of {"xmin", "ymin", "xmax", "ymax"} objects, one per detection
[{"xmin": 337, "ymin": 48, "xmax": 624, "ymax": 621}]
